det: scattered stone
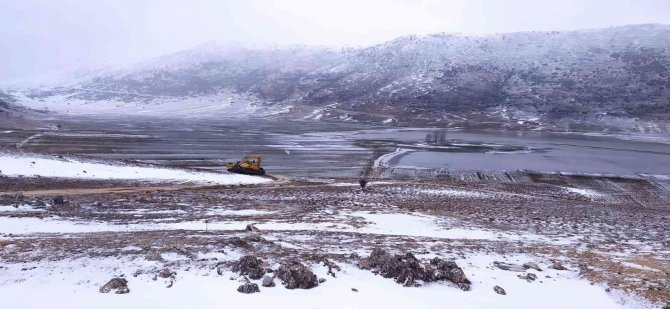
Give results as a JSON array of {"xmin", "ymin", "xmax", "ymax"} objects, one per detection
[
  {"xmin": 493, "ymin": 261, "xmax": 526, "ymax": 272},
  {"xmin": 158, "ymin": 268, "xmax": 176, "ymax": 279},
  {"xmin": 494, "ymin": 285, "xmax": 506, "ymax": 295},
  {"xmin": 523, "ymin": 262, "xmax": 543, "ymax": 272},
  {"xmin": 261, "ymin": 275, "xmax": 275, "ymax": 287},
  {"xmin": 322, "ymin": 258, "xmax": 341, "ymax": 278},
  {"xmin": 232, "ymin": 255, "xmax": 266, "ymax": 280},
  {"xmin": 245, "ymin": 223, "xmax": 260, "ymax": 232},
  {"xmin": 276, "ymin": 259, "xmax": 319, "ymax": 289},
  {"xmin": 99, "ymin": 278, "xmax": 130, "ymax": 294},
  {"xmin": 52, "ymin": 195, "xmax": 65, "ymax": 205},
  {"xmin": 364, "ymin": 249, "xmax": 424, "ymax": 287},
  {"xmin": 351, "ymin": 288, "xmax": 359, "ymax": 292},
  {"xmin": 237, "ymin": 282, "xmax": 260, "ymax": 294},
  {"xmin": 318, "ymin": 278, "xmax": 326, "ymax": 283},
  {"xmin": 156, "ymin": 268, "xmax": 176, "ymax": 288},
  {"xmin": 549, "ymin": 261, "xmax": 568, "ymax": 271},
  {"xmin": 428, "ymin": 257, "xmax": 471, "ymax": 291},
  {"xmin": 360, "ymin": 248, "xmax": 470, "ymax": 290},
  {"xmin": 518, "ymin": 273, "xmax": 538, "ymax": 282}
]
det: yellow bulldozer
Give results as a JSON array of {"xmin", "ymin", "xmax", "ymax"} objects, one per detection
[{"xmin": 224, "ymin": 155, "xmax": 266, "ymax": 176}]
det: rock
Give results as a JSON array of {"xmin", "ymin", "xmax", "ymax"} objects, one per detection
[
  {"xmin": 276, "ymin": 259, "xmax": 319, "ymax": 289},
  {"xmin": 245, "ymin": 223, "xmax": 260, "ymax": 232},
  {"xmin": 52, "ymin": 195, "xmax": 65, "ymax": 205},
  {"xmin": 318, "ymin": 278, "xmax": 326, "ymax": 283},
  {"xmin": 494, "ymin": 285, "xmax": 506, "ymax": 295},
  {"xmin": 261, "ymin": 275, "xmax": 275, "ymax": 287},
  {"xmin": 237, "ymin": 282, "xmax": 260, "ymax": 294},
  {"xmin": 157, "ymin": 268, "xmax": 176, "ymax": 288},
  {"xmin": 549, "ymin": 261, "xmax": 568, "ymax": 271},
  {"xmin": 14, "ymin": 192, "xmax": 25, "ymax": 201},
  {"xmin": 322, "ymin": 258, "xmax": 341, "ymax": 278},
  {"xmin": 493, "ymin": 261, "xmax": 526, "ymax": 272},
  {"xmin": 372, "ymin": 250, "xmax": 424, "ymax": 287},
  {"xmin": 361, "ymin": 248, "xmax": 470, "ymax": 290},
  {"xmin": 232, "ymin": 256, "xmax": 266, "ymax": 280},
  {"xmin": 518, "ymin": 273, "xmax": 538, "ymax": 282},
  {"xmin": 351, "ymin": 288, "xmax": 359, "ymax": 292},
  {"xmin": 428, "ymin": 257, "xmax": 471, "ymax": 291},
  {"xmin": 158, "ymin": 268, "xmax": 176, "ymax": 279},
  {"xmin": 99, "ymin": 278, "xmax": 130, "ymax": 294},
  {"xmin": 523, "ymin": 262, "xmax": 542, "ymax": 272}
]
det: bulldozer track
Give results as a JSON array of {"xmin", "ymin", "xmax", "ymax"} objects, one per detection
[{"xmin": 0, "ymin": 174, "xmax": 606, "ymax": 206}]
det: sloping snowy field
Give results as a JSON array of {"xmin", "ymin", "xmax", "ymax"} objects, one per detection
[
  {"xmin": 10, "ymin": 91, "xmax": 291, "ymax": 119},
  {"xmin": 0, "ymin": 152, "xmax": 270, "ymax": 185},
  {"xmin": 0, "ymin": 254, "xmax": 649, "ymax": 309}
]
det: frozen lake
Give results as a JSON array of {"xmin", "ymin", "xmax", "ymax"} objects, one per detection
[{"xmin": 1, "ymin": 117, "xmax": 669, "ymax": 178}]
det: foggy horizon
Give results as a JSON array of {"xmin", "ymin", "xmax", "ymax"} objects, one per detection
[{"xmin": 2, "ymin": 0, "xmax": 670, "ymax": 81}]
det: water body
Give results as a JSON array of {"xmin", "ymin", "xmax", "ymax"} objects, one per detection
[
  {"xmin": 2, "ymin": 117, "xmax": 669, "ymax": 178},
  {"xmin": 373, "ymin": 130, "xmax": 670, "ymax": 177}
]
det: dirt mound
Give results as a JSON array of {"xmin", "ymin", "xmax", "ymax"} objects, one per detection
[
  {"xmin": 99, "ymin": 277, "xmax": 130, "ymax": 294},
  {"xmin": 360, "ymin": 248, "xmax": 471, "ymax": 290},
  {"xmin": 232, "ymin": 255, "xmax": 266, "ymax": 280},
  {"xmin": 276, "ymin": 259, "xmax": 319, "ymax": 289}
]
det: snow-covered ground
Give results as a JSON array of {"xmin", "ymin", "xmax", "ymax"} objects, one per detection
[
  {"xmin": 0, "ymin": 160, "xmax": 665, "ymax": 307},
  {"xmin": 0, "ymin": 254, "xmax": 651, "ymax": 309},
  {"xmin": 10, "ymin": 91, "xmax": 290, "ymax": 119},
  {"xmin": 564, "ymin": 187, "xmax": 606, "ymax": 200},
  {"xmin": 0, "ymin": 152, "xmax": 270, "ymax": 185},
  {"xmin": 418, "ymin": 188, "xmax": 492, "ymax": 198},
  {"xmin": 0, "ymin": 208, "xmax": 565, "ymax": 246}
]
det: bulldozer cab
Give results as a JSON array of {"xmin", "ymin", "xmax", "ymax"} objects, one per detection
[
  {"xmin": 239, "ymin": 155, "xmax": 263, "ymax": 170},
  {"xmin": 225, "ymin": 155, "xmax": 265, "ymax": 175}
]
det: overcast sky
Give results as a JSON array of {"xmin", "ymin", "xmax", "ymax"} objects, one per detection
[{"xmin": 1, "ymin": 0, "xmax": 669, "ymax": 81}]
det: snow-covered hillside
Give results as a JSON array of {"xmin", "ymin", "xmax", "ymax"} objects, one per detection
[{"xmin": 9, "ymin": 24, "xmax": 670, "ymax": 126}]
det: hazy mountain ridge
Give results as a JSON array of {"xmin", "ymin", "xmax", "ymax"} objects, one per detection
[
  {"xmin": 0, "ymin": 91, "xmax": 16, "ymax": 112},
  {"xmin": 22, "ymin": 24, "xmax": 670, "ymax": 125}
]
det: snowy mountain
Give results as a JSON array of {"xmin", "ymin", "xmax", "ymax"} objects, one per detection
[
  {"xmin": 0, "ymin": 91, "xmax": 17, "ymax": 113},
  {"xmin": 16, "ymin": 24, "xmax": 670, "ymax": 127}
]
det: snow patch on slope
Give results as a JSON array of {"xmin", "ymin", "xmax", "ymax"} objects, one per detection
[
  {"xmin": 12, "ymin": 91, "xmax": 289, "ymax": 119},
  {"xmin": 0, "ymin": 152, "xmax": 270, "ymax": 185},
  {"xmin": 418, "ymin": 188, "xmax": 492, "ymax": 198}
]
